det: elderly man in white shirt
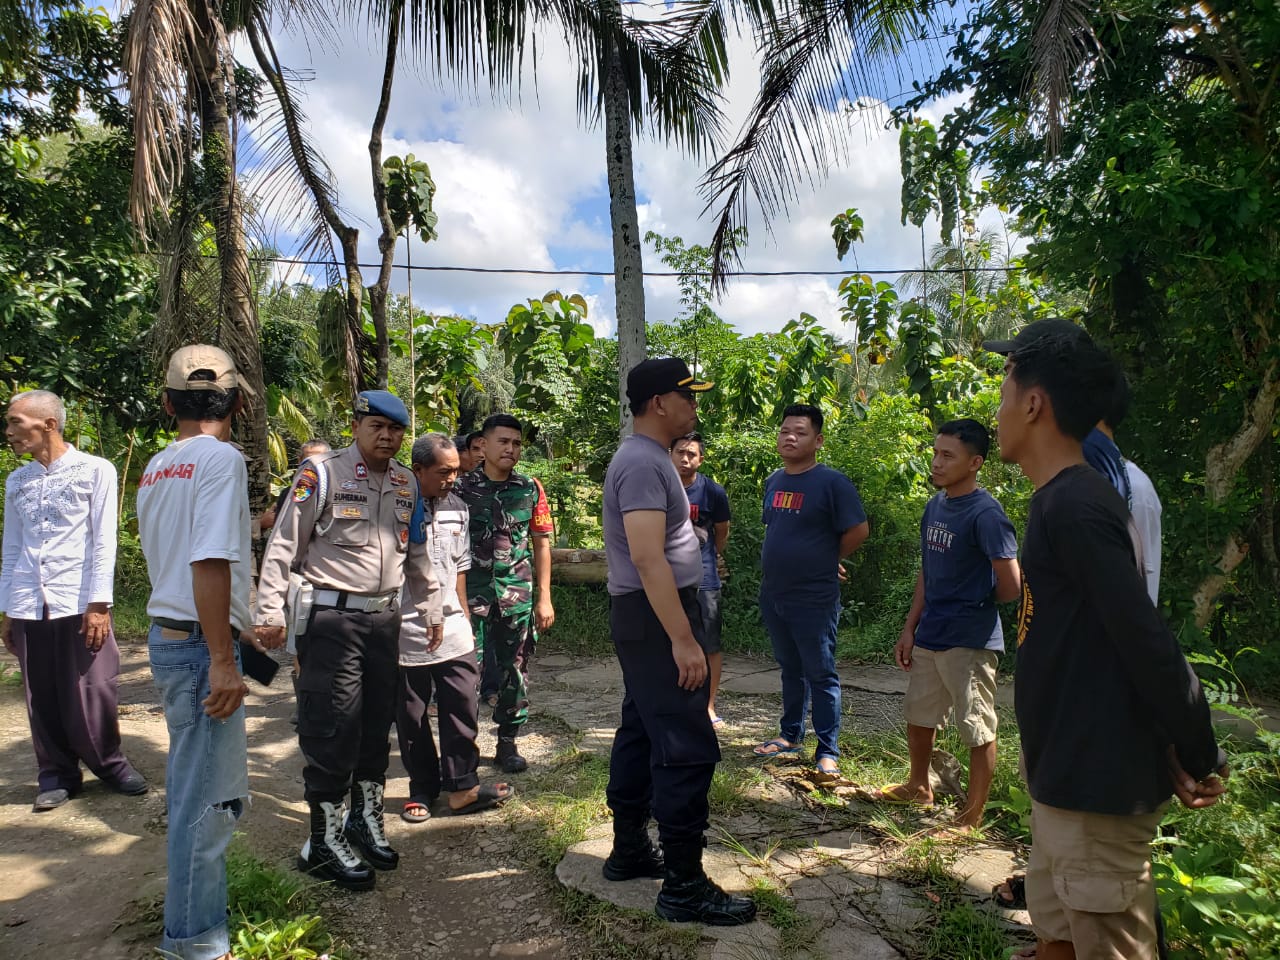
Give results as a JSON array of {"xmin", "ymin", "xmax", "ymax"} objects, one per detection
[{"xmin": 0, "ymin": 389, "xmax": 146, "ymax": 811}]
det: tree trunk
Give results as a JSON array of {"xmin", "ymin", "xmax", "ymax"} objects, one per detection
[
  {"xmin": 603, "ymin": 26, "xmax": 645, "ymax": 438},
  {"xmin": 1192, "ymin": 357, "xmax": 1280, "ymax": 628},
  {"xmin": 367, "ymin": 0, "xmax": 403, "ymax": 392},
  {"xmin": 191, "ymin": 0, "xmax": 269, "ymax": 508}
]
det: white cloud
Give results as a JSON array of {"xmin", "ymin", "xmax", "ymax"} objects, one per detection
[{"xmin": 247, "ymin": 14, "xmax": 955, "ymax": 345}]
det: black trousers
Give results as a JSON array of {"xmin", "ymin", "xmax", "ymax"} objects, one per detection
[
  {"xmin": 396, "ymin": 653, "xmax": 481, "ymax": 800},
  {"xmin": 296, "ymin": 606, "xmax": 400, "ymax": 803},
  {"xmin": 605, "ymin": 587, "xmax": 719, "ymax": 845},
  {"xmin": 12, "ymin": 615, "xmax": 132, "ymax": 792}
]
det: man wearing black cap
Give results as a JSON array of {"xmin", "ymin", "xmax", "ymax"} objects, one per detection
[
  {"xmin": 256, "ymin": 389, "xmax": 444, "ymax": 891},
  {"xmin": 985, "ymin": 321, "xmax": 1226, "ymax": 960},
  {"xmin": 600, "ymin": 357, "xmax": 756, "ymax": 926}
]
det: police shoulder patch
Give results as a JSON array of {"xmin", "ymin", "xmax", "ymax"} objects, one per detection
[{"xmin": 293, "ymin": 465, "xmax": 319, "ymax": 502}]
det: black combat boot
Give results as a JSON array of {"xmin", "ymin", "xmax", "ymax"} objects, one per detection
[
  {"xmin": 655, "ymin": 839, "xmax": 757, "ymax": 926},
  {"xmin": 344, "ymin": 780, "xmax": 399, "ymax": 870},
  {"xmin": 602, "ymin": 813, "xmax": 664, "ymax": 881},
  {"xmin": 495, "ymin": 736, "xmax": 528, "ymax": 774},
  {"xmin": 298, "ymin": 800, "xmax": 376, "ymax": 891}
]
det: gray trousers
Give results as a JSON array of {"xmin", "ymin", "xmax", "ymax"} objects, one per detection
[{"xmin": 11, "ymin": 614, "xmax": 132, "ymax": 792}]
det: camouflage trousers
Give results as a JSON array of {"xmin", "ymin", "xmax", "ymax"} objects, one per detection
[{"xmin": 472, "ymin": 608, "xmax": 535, "ymax": 734}]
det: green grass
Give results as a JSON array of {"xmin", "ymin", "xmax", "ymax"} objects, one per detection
[
  {"xmin": 918, "ymin": 901, "xmax": 1017, "ymax": 960},
  {"xmin": 225, "ymin": 845, "xmax": 353, "ymax": 960},
  {"xmin": 0, "ymin": 662, "xmax": 22, "ymax": 687},
  {"xmin": 129, "ymin": 841, "xmax": 352, "ymax": 960}
]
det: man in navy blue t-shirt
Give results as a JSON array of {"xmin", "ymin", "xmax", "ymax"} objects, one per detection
[
  {"xmin": 873, "ymin": 419, "xmax": 1021, "ymax": 833},
  {"xmin": 752, "ymin": 404, "xmax": 869, "ymax": 775},
  {"xmin": 671, "ymin": 433, "xmax": 732, "ymax": 727}
]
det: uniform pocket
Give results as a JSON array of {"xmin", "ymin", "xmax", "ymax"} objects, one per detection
[
  {"xmin": 297, "ymin": 689, "xmax": 337, "ymax": 738},
  {"xmin": 652, "ymin": 711, "xmax": 721, "ymax": 767},
  {"xmin": 1055, "ymin": 871, "xmax": 1141, "ymax": 914},
  {"xmin": 151, "ymin": 662, "xmax": 201, "ymax": 732},
  {"xmin": 326, "ymin": 504, "xmax": 370, "ymax": 546}
]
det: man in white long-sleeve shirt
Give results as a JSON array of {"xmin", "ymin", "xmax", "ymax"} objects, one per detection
[{"xmin": 0, "ymin": 390, "xmax": 146, "ymax": 811}]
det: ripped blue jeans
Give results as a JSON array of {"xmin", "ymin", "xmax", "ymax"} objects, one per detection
[{"xmin": 149, "ymin": 625, "xmax": 249, "ymax": 960}]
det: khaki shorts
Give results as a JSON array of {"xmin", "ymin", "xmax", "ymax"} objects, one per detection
[
  {"xmin": 1027, "ymin": 801, "xmax": 1164, "ymax": 959},
  {"xmin": 902, "ymin": 646, "xmax": 998, "ymax": 747}
]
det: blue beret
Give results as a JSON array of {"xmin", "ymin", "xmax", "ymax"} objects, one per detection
[{"xmin": 354, "ymin": 390, "xmax": 409, "ymax": 426}]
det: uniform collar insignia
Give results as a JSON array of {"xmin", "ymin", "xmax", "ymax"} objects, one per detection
[{"xmin": 355, "ymin": 462, "xmax": 368, "ymax": 479}]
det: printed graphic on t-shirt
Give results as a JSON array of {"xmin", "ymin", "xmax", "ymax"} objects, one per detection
[
  {"xmin": 770, "ymin": 490, "xmax": 805, "ymax": 512},
  {"xmin": 689, "ymin": 503, "xmax": 700, "ymax": 522},
  {"xmin": 1017, "ymin": 578, "xmax": 1034, "ymax": 647},
  {"xmin": 924, "ymin": 520, "xmax": 956, "ymax": 553}
]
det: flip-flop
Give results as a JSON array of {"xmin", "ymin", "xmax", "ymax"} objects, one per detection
[
  {"xmin": 813, "ymin": 759, "xmax": 841, "ymax": 779},
  {"xmin": 868, "ymin": 784, "xmax": 934, "ymax": 807},
  {"xmin": 752, "ymin": 738, "xmax": 801, "ymax": 758},
  {"xmin": 449, "ymin": 783, "xmax": 515, "ymax": 816},
  {"xmin": 401, "ymin": 798, "xmax": 432, "ymax": 823}
]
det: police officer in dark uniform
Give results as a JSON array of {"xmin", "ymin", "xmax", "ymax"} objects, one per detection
[
  {"xmin": 256, "ymin": 390, "xmax": 443, "ymax": 891},
  {"xmin": 600, "ymin": 358, "xmax": 756, "ymax": 926}
]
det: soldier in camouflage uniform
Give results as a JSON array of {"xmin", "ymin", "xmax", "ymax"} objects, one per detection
[{"xmin": 456, "ymin": 413, "xmax": 554, "ymax": 773}]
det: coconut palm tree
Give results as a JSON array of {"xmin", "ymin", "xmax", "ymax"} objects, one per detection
[{"xmin": 124, "ymin": 0, "xmax": 272, "ymax": 502}]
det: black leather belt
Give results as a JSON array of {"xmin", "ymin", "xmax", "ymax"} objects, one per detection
[{"xmin": 154, "ymin": 617, "xmax": 241, "ymax": 640}]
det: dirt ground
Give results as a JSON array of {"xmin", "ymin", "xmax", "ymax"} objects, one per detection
[{"xmin": 0, "ymin": 639, "xmax": 592, "ymax": 960}]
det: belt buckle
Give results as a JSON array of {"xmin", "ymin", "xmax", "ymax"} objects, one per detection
[{"xmin": 363, "ymin": 594, "xmax": 386, "ymax": 613}]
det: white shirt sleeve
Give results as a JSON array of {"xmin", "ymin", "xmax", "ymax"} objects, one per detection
[
  {"xmin": 88, "ymin": 459, "xmax": 118, "ymax": 605},
  {"xmin": 0, "ymin": 474, "xmax": 20, "ymax": 614},
  {"xmin": 189, "ymin": 448, "xmax": 247, "ymax": 565}
]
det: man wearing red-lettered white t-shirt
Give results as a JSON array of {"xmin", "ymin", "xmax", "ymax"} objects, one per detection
[{"xmin": 136, "ymin": 344, "xmax": 283, "ymax": 960}]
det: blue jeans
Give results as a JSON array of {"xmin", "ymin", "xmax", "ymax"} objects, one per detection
[
  {"xmin": 759, "ymin": 595, "xmax": 842, "ymax": 761},
  {"xmin": 148, "ymin": 625, "xmax": 249, "ymax": 960}
]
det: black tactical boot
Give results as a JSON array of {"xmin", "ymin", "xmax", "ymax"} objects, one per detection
[
  {"xmin": 298, "ymin": 800, "xmax": 375, "ymax": 891},
  {"xmin": 344, "ymin": 780, "xmax": 399, "ymax": 870},
  {"xmin": 655, "ymin": 840, "xmax": 757, "ymax": 926},
  {"xmin": 495, "ymin": 736, "xmax": 528, "ymax": 774},
  {"xmin": 602, "ymin": 813, "xmax": 664, "ymax": 881}
]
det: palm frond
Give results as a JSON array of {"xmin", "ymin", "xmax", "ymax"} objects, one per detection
[
  {"xmin": 241, "ymin": 12, "xmax": 342, "ymax": 282},
  {"xmin": 1027, "ymin": 0, "xmax": 1098, "ymax": 154},
  {"xmin": 358, "ymin": 0, "xmax": 536, "ymax": 90},
  {"xmin": 556, "ymin": 0, "xmax": 729, "ymax": 157},
  {"xmin": 123, "ymin": 0, "xmax": 200, "ymax": 239},
  {"xmin": 700, "ymin": 0, "xmax": 930, "ymax": 291},
  {"xmin": 273, "ymin": 387, "xmax": 314, "ymax": 441}
]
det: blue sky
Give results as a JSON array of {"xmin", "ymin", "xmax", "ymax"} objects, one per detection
[{"xmin": 234, "ymin": 7, "xmax": 968, "ymax": 339}]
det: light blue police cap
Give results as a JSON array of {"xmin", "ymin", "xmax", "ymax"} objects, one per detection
[{"xmin": 354, "ymin": 390, "xmax": 409, "ymax": 427}]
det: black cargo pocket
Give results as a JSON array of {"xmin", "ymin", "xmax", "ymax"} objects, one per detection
[
  {"xmin": 652, "ymin": 711, "xmax": 721, "ymax": 766},
  {"xmin": 297, "ymin": 689, "xmax": 338, "ymax": 738}
]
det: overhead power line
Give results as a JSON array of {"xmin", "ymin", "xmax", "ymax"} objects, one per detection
[{"xmin": 237, "ymin": 253, "xmax": 1022, "ymax": 279}]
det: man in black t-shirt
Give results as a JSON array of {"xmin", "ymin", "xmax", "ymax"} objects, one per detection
[{"xmin": 986, "ymin": 320, "xmax": 1227, "ymax": 960}]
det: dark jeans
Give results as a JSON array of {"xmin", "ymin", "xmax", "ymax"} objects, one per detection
[
  {"xmin": 396, "ymin": 654, "xmax": 481, "ymax": 800},
  {"xmin": 11, "ymin": 615, "xmax": 133, "ymax": 792},
  {"xmin": 605, "ymin": 587, "xmax": 719, "ymax": 845},
  {"xmin": 759, "ymin": 593, "xmax": 843, "ymax": 761},
  {"xmin": 296, "ymin": 606, "xmax": 400, "ymax": 802}
]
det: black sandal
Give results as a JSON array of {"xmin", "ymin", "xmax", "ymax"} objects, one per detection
[{"xmin": 992, "ymin": 874, "xmax": 1027, "ymax": 910}]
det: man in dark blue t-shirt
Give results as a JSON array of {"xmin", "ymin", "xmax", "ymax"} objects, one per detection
[
  {"xmin": 873, "ymin": 419, "xmax": 1021, "ymax": 833},
  {"xmin": 671, "ymin": 433, "xmax": 732, "ymax": 727},
  {"xmin": 752, "ymin": 404, "xmax": 869, "ymax": 775}
]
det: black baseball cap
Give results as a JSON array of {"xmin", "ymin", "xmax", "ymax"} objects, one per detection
[
  {"xmin": 626, "ymin": 358, "xmax": 713, "ymax": 406},
  {"xmin": 982, "ymin": 318, "xmax": 1089, "ymax": 355}
]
